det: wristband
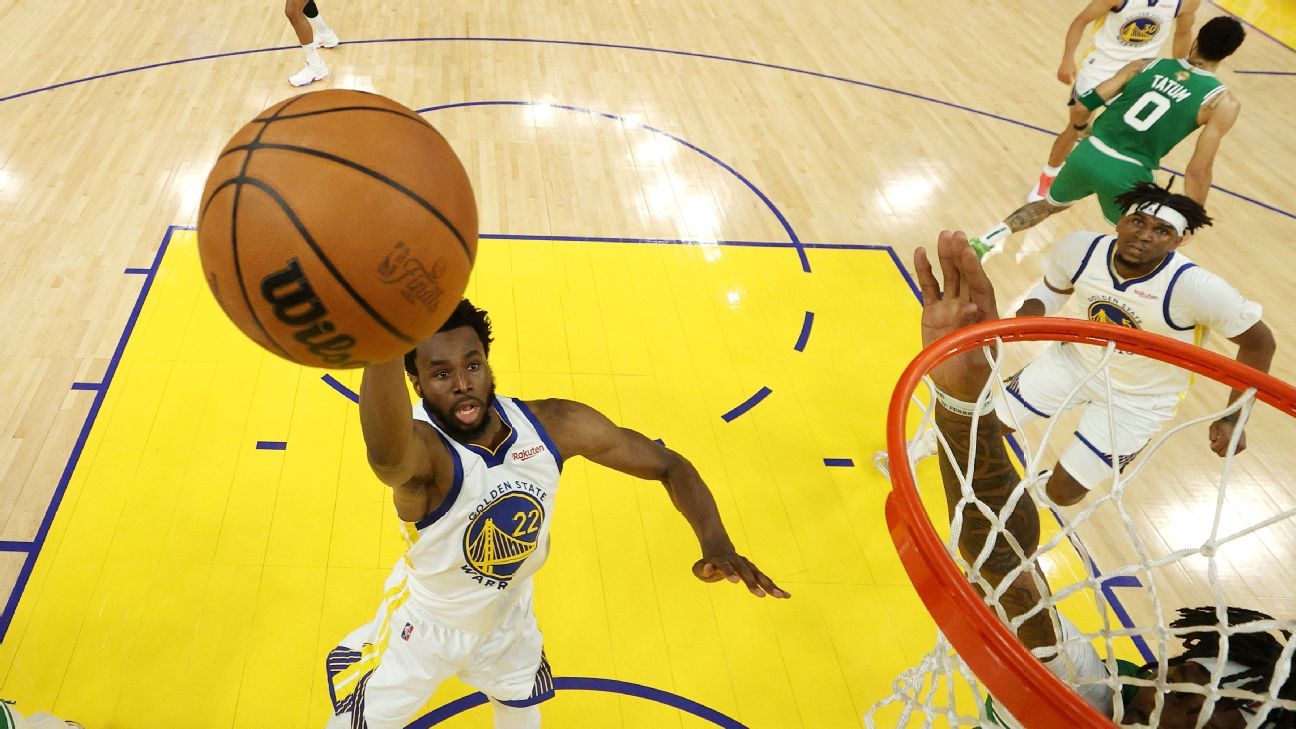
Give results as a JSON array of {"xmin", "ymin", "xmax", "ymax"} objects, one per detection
[
  {"xmin": 1076, "ymin": 87, "xmax": 1106, "ymax": 111},
  {"xmin": 934, "ymin": 388, "xmax": 996, "ymax": 418}
]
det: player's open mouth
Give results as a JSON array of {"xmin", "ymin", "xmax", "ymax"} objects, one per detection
[{"xmin": 454, "ymin": 401, "xmax": 481, "ymax": 424}]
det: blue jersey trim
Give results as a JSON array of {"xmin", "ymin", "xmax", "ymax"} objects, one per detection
[
  {"xmin": 1113, "ymin": 0, "xmax": 1129, "ymax": 12},
  {"xmin": 1108, "ymin": 242, "xmax": 1176, "ymax": 291},
  {"xmin": 415, "ymin": 422, "xmax": 466, "ymax": 530},
  {"xmin": 460, "ymin": 397, "xmax": 520, "ymax": 468},
  {"xmin": 1071, "ymin": 234, "xmax": 1108, "ymax": 284},
  {"xmin": 513, "ymin": 399, "xmax": 565, "ymax": 473},
  {"xmin": 1162, "ymin": 262, "xmax": 1198, "ymax": 331}
]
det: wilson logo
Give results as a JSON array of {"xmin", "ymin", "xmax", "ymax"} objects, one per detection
[
  {"xmin": 260, "ymin": 258, "xmax": 363, "ymax": 367},
  {"xmin": 512, "ymin": 445, "xmax": 545, "ymax": 462}
]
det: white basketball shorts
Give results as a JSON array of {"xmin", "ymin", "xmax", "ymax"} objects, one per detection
[{"xmin": 994, "ymin": 342, "xmax": 1178, "ymax": 489}]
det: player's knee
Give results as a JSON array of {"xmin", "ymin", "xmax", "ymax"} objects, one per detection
[
  {"xmin": 1045, "ymin": 469, "xmax": 1087, "ymax": 506},
  {"xmin": 284, "ymin": 0, "xmax": 306, "ymax": 20}
]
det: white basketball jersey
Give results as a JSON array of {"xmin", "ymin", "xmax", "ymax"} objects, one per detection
[
  {"xmin": 399, "ymin": 395, "xmax": 562, "ymax": 634},
  {"xmin": 1082, "ymin": 0, "xmax": 1181, "ymax": 79},
  {"xmin": 1060, "ymin": 233, "xmax": 1199, "ymax": 396}
]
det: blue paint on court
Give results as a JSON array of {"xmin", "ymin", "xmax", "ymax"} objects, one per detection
[
  {"xmin": 411, "ymin": 676, "xmax": 747, "ymax": 728},
  {"xmin": 255, "ymin": 441, "xmax": 287, "ymax": 451},
  {"xmin": 721, "ymin": 386, "xmax": 773, "ymax": 423},
  {"xmin": 823, "ymin": 458, "xmax": 855, "ymax": 467}
]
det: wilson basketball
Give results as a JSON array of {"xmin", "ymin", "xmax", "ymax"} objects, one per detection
[{"xmin": 196, "ymin": 89, "xmax": 477, "ymax": 369}]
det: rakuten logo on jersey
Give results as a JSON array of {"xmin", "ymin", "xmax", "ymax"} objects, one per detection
[{"xmin": 512, "ymin": 445, "xmax": 546, "ymax": 462}]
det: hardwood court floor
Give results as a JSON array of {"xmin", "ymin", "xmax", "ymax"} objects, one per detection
[{"xmin": 0, "ymin": 1, "xmax": 1293, "ymax": 727}]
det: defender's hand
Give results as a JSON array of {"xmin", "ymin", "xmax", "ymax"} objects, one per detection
[
  {"xmin": 1058, "ymin": 60, "xmax": 1076, "ymax": 85},
  {"xmin": 693, "ymin": 551, "xmax": 790, "ymax": 598},
  {"xmin": 1209, "ymin": 417, "xmax": 1247, "ymax": 457},
  {"xmin": 915, "ymin": 231, "xmax": 1001, "ymax": 401}
]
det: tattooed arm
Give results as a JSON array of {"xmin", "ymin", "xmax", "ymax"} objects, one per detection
[{"xmin": 915, "ymin": 231, "xmax": 1057, "ymax": 650}]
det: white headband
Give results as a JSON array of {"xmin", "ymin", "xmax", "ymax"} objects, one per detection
[{"xmin": 1131, "ymin": 202, "xmax": 1189, "ymax": 235}]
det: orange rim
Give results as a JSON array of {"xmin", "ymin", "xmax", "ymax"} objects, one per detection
[{"xmin": 885, "ymin": 317, "xmax": 1296, "ymax": 727}]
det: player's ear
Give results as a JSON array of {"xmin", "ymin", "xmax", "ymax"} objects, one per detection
[{"xmin": 408, "ymin": 372, "xmax": 424, "ymax": 398}]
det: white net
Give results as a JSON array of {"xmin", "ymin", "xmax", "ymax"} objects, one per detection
[{"xmin": 867, "ymin": 334, "xmax": 1296, "ymax": 728}]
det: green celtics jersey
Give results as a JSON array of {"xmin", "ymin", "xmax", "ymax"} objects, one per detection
[
  {"xmin": 984, "ymin": 658, "xmax": 1145, "ymax": 726},
  {"xmin": 1091, "ymin": 58, "xmax": 1227, "ymax": 169}
]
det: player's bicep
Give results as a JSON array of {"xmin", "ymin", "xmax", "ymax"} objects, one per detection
[
  {"xmin": 369, "ymin": 422, "xmax": 440, "ymax": 488},
  {"xmin": 546, "ymin": 400, "xmax": 672, "ymax": 481}
]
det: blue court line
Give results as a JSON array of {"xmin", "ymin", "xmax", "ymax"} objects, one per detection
[
  {"xmin": 653, "ymin": 438, "xmax": 666, "ymax": 446},
  {"xmin": 823, "ymin": 458, "xmax": 855, "ymax": 467},
  {"xmin": 2, "ymin": 38, "xmax": 1291, "ymax": 222},
  {"xmin": 794, "ymin": 312, "xmax": 814, "ymax": 352},
  {"xmin": 255, "ymin": 441, "xmax": 287, "ymax": 451},
  {"xmin": 320, "ymin": 374, "xmax": 359, "ymax": 403},
  {"xmin": 720, "ymin": 386, "xmax": 773, "ymax": 423},
  {"xmin": 482, "ymin": 233, "xmax": 887, "ymax": 251},
  {"xmin": 123, "ymin": 267, "xmax": 151, "ymax": 275},
  {"xmin": 0, "ymin": 542, "xmax": 34, "ymax": 553},
  {"xmin": 1235, "ymin": 70, "xmax": 1296, "ymax": 76},
  {"xmin": 0, "ymin": 225, "xmax": 174, "ymax": 640},
  {"xmin": 1207, "ymin": 0, "xmax": 1296, "ymax": 56},
  {"xmin": 1002, "ymin": 434, "xmax": 1154, "ymax": 663},
  {"xmin": 69, "ymin": 382, "xmax": 102, "ymax": 391},
  {"xmin": 411, "ymin": 676, "xmax": 746, "ymax": 728},
  {"xmin": 421, "ymin": 101, "xmax": 809, "ymax": 273}
]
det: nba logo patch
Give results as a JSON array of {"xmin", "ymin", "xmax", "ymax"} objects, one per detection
[{"xmin": 401, "ymin": 623, "xmax": 413, "ymax": 641}]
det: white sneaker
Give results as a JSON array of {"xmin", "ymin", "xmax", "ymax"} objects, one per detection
[
  {"xmin": 289, "ymin": 63, "xmax": 328, "ymax": 87},
  {"xmin": 315, "ymin": 28, "xmax": 340, "ymax": 48}
]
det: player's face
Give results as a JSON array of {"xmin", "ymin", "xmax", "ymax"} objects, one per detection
[
  {"xmin": 1120, "ymin": 663, "xmax": 1247, "ymax": 728},
  {"xmin": 1114, "ymin": 212, "xmax": 1182, "ymax": 268},
  {"xmin": 409, "ymin": 326, "xmax": 496, "ymax": 440}
]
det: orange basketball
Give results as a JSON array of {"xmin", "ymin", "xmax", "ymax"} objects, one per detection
[{"xmin": 197, "ymin": 89, "xmax": 477, "ymax": 369}]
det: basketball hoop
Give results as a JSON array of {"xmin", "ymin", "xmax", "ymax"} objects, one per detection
[{"xmin": 869, "ymin": 317, "xmax": 1296, "ymax": 727}]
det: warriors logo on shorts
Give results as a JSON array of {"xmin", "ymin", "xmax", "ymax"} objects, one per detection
[
  {"xmin": 463, "ymin": 491, "xmax": 545, "ymax": 583},
  {"xmin": 1088, "ymin": 301, "xmax": 1140, "ymax": 329}
]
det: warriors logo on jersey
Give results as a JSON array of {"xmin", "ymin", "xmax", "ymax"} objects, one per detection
[
  {"xmin": 1088, "ymin": 300, "xmax": 1141, "ymax": 329},
  {"xmin": 462, "ymin": 489, "xmax": 545, "ymax": 586},
  {"xmin": 1118, "ymin": 15, "xmax": 1161, "ymax": 46}
]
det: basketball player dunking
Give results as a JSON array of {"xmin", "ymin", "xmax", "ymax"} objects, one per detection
[
  {"xmin": 1028, "ymin": 0, "xmax": 1200, "ymax": 203},
  {"xmin": 324, "ymin": 301, "xmax": 788, "ymax": 729}
]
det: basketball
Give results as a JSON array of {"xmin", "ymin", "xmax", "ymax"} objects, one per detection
[{"xmin": 196, "ymin": 89, "xmax": 477, "ymax": 369}]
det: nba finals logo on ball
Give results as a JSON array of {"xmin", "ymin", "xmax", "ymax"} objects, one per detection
[{"xmin": 196, "ymin": 89, "xmax": 479, "ymax": 369}]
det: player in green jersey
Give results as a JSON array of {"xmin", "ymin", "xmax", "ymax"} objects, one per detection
[{"xmin": 971, "ymin": 16, "xmax": 1245, "ymax": 260}]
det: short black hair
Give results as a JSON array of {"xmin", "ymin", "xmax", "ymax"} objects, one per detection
[
  {"xmin": 1114, "ymin": 181, "xmax": 1213, "ymax": 234},
  {"xmin": 1164, "ymin": 606, "xmax": 1295, "ymax": 727},
  {"xmin": 1196, "ymin": 16, "xmax": 1246, "ymax": 62},
  {"xmin": 403, "ymin": 299, "xmax": 494, "ymax": 377}
]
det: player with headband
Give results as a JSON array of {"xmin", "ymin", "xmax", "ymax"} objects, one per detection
[
  {"xmin": 900, "ymin": 182, "xmax": 1275, "ymax": 507},
  {"xmin": 981, "ymin": 181, "xmax": 1274, "ymax": 507}
]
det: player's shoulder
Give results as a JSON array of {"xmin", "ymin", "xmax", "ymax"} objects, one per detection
[{"xmin": 1056, "ymin": 230, "xmax": 1111, "ymax": 256}]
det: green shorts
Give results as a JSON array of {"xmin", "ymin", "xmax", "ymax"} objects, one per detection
[{"xmin": 1047, "ymin": 138, "xmax": 1155, "ymax": 225}]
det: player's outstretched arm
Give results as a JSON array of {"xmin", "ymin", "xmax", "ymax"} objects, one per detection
[
  {"xmin": 1173, "ymin": 0, "xmax": 1201, "ymax": 58},
  {"xmin": 536, "ymin": 399, "xmax": 790, "ymax": 598},
  {"xmin": 1185, "ymin": 92, "xmax": 1241, "ymax": 204},
  {"xmin": 1209, "ymin": 319, "xmax": 1277, "ymax": 456},
  {"xmin": 1059, "ymin": 0, "xmax": 1122, "ymax": 85},
  {"xmin": 916, "ymin": 232, "xmax": 1057, "ymax": 650},
  {"xmin": 359, "ymin": 359, "xmax": 445, "ymax": 519}
]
